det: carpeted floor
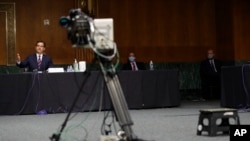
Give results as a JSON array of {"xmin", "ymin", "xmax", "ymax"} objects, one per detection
[{"xmin": 0, "ymin": 100, "xmax": 249, "ymax": 141}]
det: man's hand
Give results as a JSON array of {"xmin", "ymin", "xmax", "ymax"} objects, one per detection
[{"xmin": 16, "ymin": 53, "xmax": 21, "ymax": 62}]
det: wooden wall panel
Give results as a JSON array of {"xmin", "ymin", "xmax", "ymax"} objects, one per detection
[
  {"xmin": 0, "ymin": 0, "xmax": 76, "ymax": 65},
  {"xmin": 15, "ymin": 0, "xmax": 75, "ymax": 64},
  {"xmin": 215, "ymin": 0, "xmax": 235, "ymax": 61},
  {"xmin": 0, "ymin": 2, "xmax": 15, "ymax": 65},
  {"xmin": 0, "ymin": 12, "xmax": 7, "ymax": 65},
  {"xmin": 1, "ymin": 0, "xmax": 250, "ymax": 65},
  {"xmin": 96, "ymin": 0, "xmax": 217, "ymax": 63},
  {"xmin": 233, "ymin": 0, "xmax": 250, "ymax": 61}
]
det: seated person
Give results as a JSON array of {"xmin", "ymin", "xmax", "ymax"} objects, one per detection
[
  {"xmin": 16, "ymin": 41, "xmax": 53, "ymax": 72},
  {"xmin": 122, "ymin": 52, "xmax": 146, "ymax": 71},
  {"xmin": 200, "ymin": 49, "xmax": 222, "ymax": 99}
]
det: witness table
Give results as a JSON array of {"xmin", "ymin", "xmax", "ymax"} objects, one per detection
[
  {"xmin": 0, "ymin": 70, "xmax": 180, "ymax": 115},
  {"xmin": 221, "ymin": 65, "xmax": 250, "ymax": 108}
]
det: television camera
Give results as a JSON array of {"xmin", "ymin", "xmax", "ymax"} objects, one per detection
[
  {"xmin": 59, "ymin": 8, "xmax": 115, "ymax": 51},
  {"xmin": 51, "ymin": 8, "xmax": 147, "ymax": 141}
]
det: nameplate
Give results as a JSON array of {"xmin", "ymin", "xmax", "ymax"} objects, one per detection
[{"xmin": 48, "ymin": 68, "xmax": 64, "ymax": 73}]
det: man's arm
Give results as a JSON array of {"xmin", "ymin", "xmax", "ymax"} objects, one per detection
[{"xmin": 16, "ymin": 53, "xmax": 29, "ymax": 68}]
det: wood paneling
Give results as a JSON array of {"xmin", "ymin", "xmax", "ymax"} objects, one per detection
[
  {"xmin": 0, "ymin": 3, "xmax": 16, "ymax": 65},
  {"xmin": 0, "ymin": 0, "xmax": 76, "ymax": 65},
  {"xmin": 233, "ymin": 0, "xmax": 250, "ymax": 60},
  {"xmin": 0, "ymin": 12, "xmax": 7, "ymax": 65},
  {"xmin": 215, "ymin": 0, "xmax": 235, "ymax": 61},
  {"xmin": 96, "ymin": 0, "xmax": 217, "ymax": 63},
  {"xmin": 1, "ymin": 0, "xmax": 250, "ymax": 65},
  {"xmin": 15, "ymin": 0, "xmax": 75, "ymax": 64}
]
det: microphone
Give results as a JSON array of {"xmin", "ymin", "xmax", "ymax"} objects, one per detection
[{"xmin": 33, "ymin": 69, "xmax": 42, "ymax": 73}]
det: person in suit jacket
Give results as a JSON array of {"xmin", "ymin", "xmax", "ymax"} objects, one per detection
[
  {"xmin": 200, "ymin": 49, "xmax": 222, "ymax": 99},
  {"xmin": 16, "ymin": 41, "xmax": 53, "ymax": 72},
  {"xmin": 122, "ymin": 52, "xmax": 146, "ymax": 71}
]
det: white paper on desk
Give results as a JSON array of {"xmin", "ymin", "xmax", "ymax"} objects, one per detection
[
  {"xmin": 48, "ymin": 68, "xmax": 64, "ymax": 73},
  {"xmin": 78, "ymin": 61, "xmax": 86, "ymax": 72}
]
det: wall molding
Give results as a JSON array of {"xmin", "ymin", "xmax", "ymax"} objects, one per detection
[{"xmin": 0, "ymin": 3, "xmax": 16, "ymax": 65}]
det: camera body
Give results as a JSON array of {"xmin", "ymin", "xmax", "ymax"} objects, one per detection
[{"xmin": 60, "ymin": 8, "xmax": 95, "ymax": 47}]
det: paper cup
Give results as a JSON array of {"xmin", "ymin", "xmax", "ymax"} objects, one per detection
[{"xmin": 78, "ymin": 61, "xmax": 86, "ymax": 72}]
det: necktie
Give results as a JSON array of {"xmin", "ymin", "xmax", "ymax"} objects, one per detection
[
  {"xmin": 37, "ymin": 55, "xmax": 42, "ymax": 70},
  {"xmin": 131, "ymin": 62, "xmax": 136, "ymax": 71},
  {"xmin": 210, "ymin": 59, "xmax": 217, "ymax": 72}
]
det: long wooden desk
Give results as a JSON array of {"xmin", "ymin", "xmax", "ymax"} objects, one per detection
[{"xmin": 0, "ymin": 70, "xmax": 180, "ymax": 115}]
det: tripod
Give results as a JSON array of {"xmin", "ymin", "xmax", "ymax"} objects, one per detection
[
  {"xmin": 50, "ymin": 57, "xmax": 144, "ymax": 141},
  {"xmin": 55, "ymin": 11, "xmax": 147, "ymax": 140}
]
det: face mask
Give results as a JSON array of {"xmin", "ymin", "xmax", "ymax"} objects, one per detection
[
  {"xmin": 208, "ymin": 54, "xmax": 214, "ymax": 59},
  {"xmin": 129, "ymin": 56, "xmax": 135, "ymax": 62}
]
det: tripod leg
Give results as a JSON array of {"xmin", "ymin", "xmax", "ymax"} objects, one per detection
[
  {"xmin": 112, "ymin": 75, "xmax": 135, "ymax": 126},
  {"xmin": 102, "ymin": 71, "xmax": 137, "ymax": 140},
  {"xmin": 104, "ymin": 74, "xmax": 136, "ymax": 139}
]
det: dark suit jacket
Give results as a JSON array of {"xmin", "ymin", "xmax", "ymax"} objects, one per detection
[
  {"xmin": 122, "ymin": 61, "xmax": 146, "ymax": 70},
  {"xmin": 16, "ymin": 54, "xmax": 53, "ymax": 72},
  {"xmin": 200, "ymin": 58, "xmax": 221, "ymax": 85}
]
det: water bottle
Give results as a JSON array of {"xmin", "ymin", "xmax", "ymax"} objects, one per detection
[
  {"xmin": 149, "ymin": 60, "xmax": 154, "ymax": 70},
  {"xmin": 69, "ymin": 65, "xmax": 74, "ymax": 72},
  {"xmin": 66, "ymin": 65, "xmax": 70, "ymax": 72},
  {"xmin": 73, "ymin": 59, "xmax": 78, "ymax": 72},
  {"xmin": 67, "ymin": 65, "xmax": 73, "ymax": 72}
]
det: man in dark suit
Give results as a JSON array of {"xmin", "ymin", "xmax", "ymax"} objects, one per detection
[
  {"xmin": 16, "ymin": 41, "xmax": 53, "ymax": 72},
  {"xmin": 200, "ymin": 49, "xmax": 222, "ymax": 100},
  {"xmin": 122, "ymin": 52, "xmax": 146, "ymax": 71}
]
